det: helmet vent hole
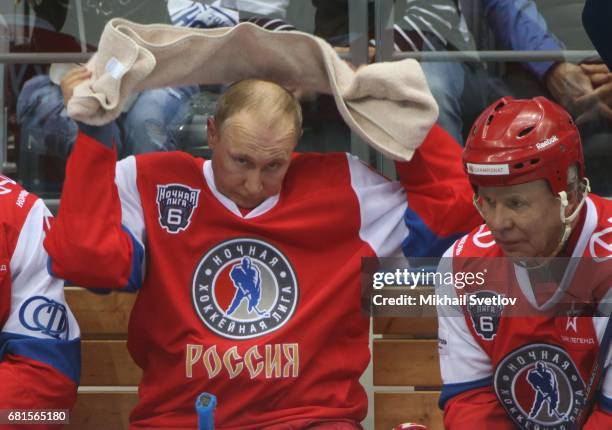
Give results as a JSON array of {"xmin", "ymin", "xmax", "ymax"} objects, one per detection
[
  {"xmin": 494, "ymin": 102, "xmax": 505, "ymax": 111},
  {"xmin": 486, "ymin": 115, "xmax": 495, "ymax": 125},
  {"xmin": 518, "ymin": 126, "xmax": 534, "ymax": 137},
  {"xmin": 530, "ymin": 159, "xmax": 539, "ymax": 165},
  {"xmin": 513, "ymin": 162, "xmax": 525, "ymax": 169}
]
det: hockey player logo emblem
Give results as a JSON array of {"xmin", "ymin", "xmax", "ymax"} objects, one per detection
[
  {"xmin": 526, "ymin": 361, "xmax": 566, "ymax": 421},
  {"xmin": 494, "ymin": 344, "xmax": 586, "ymax": 429},
  {"xmin": 156, "ymin": 183, "xmax": 200, "ymax": 234},
  {"xmin": 226, "ymin": 257, "xmax": 269, "ymax": 317},
  {"xmin": 192, "ymin": 238, "xmax": 298, "ymax": 340}
]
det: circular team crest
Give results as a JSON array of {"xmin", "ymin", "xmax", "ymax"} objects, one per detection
[
  {"xmin": 494, "ymin": 344, "xmax": 586, "ymax": 429},
  {"xmin": 192, "ymin": 238, "xmax": 299, "ymax": 340}
]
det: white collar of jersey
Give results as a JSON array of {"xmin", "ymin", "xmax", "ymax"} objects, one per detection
[
  {"xmin": 203, "ymin": 160, "xmax": 280, "ymax": 219},
  {"xmin": 513, "ymin": 197, "xmax": 598, "ymax": 311}
]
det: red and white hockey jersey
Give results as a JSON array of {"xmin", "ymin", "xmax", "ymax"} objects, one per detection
[
  {"xmin": 0, "ymin": 176, "xmax": 80, "ymax": 426},
  {"xmin": 45, "ymin": 123, "xmax": 480, "ymax": 429},
  {"xmin": 437, "ymin": 195, "xmax": 612, "ymax": 430}
]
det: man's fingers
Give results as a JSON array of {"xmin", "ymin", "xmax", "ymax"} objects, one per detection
[
  {"xmin": 65, "ymin": 66, "xmax": 90, "ymax": 78},
  {"xmin": 590, "ymin": 81, "xmax": 612, "ymax": 104},
  {"xmin": 66, "ymin": 69, "xmax": 92, "ymax": 82},
  {"xmin": 590, "ymin": 73, "xmax": 612, "ymax": 88},
  {"xmin": 573, "ymin": 83, "xmax": 611, "ymax": 112},
  {"xmin": 580, "ymin": 63, "xmax": 610, "ymax": 75},
  {"xmin": 573, "ymin": 94, "xmax": 597, "ymax": 116},
  {"xmin": 60, "ymin": 68, "xmax": 92, "ymax": 104},
  {"xmin": 61, "ymin": 67, "xmax": 91, "ymax": 85}
]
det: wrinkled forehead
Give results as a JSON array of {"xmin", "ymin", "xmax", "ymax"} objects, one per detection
[{"xmin": 477, "ymin": 179, "xmax": 552, "ymax": 198}]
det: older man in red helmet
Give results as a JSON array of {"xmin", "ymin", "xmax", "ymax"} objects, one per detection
[{"xmin": 435, "ymin": 96, "xmax": 611, "ymax": 430}]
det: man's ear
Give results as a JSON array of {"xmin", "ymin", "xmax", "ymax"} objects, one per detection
[{"xmin": 207, "ymin": 117, "xmax": 217, "ymax": 150}]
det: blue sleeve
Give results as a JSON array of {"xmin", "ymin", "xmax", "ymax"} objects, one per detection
[
  {"xmin": 483, "ymin": 0, "xmax": 564, "ymax": 80},
  {"xmin": 77, "ymin": 121, "xmax": 115, "ymax": 149}
]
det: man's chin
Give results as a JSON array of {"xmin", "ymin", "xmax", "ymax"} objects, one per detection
[
  {"xmin": 233, "ymin": 197, "xmax": 265, "ymax": 210},
  {"xmin": 500, "ymin": 244, "xmax": 532, "ymax": 259}
]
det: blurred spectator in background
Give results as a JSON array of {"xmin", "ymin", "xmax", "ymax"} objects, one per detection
[{"xmin": 15, "ymin": 0, "xmax": 225, "ymax": 159}]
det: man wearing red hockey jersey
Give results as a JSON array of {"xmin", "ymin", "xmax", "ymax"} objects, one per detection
[
  {"xmin": 46, "ymin": 77, "xmax": 480, "ymax": 429},
  {"xmin": 436, "ymin": 96, "xmax": 611, "ymax": 429},
  {"xmin": 0, "ymin": 176, "xmax": 80, "ymax": 428}
]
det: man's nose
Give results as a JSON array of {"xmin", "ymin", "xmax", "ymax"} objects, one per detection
[
  {"xmin": 244, "ymin": 170, "xmax": 264, "ymax": 195},
  {"xmin": 486, "ymin": 205, "xmax": 513, "ymax": 232}
]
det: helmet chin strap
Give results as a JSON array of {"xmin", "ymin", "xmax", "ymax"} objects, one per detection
[
  {"xmin": 555, "ymin": 178, "xmax": 590, "ymax": 253},
  {"xmin": 472, "ymin": 194, "xmax": 485, "ymax": 219},
  {"xmin": 473, "ymin": 179, "xmax": 591, "ymax": 270}
]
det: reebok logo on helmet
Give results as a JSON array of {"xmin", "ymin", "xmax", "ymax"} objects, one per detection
[{"xmin": 535, "ymin": 135, "xmax": 559, "ymax": 150}]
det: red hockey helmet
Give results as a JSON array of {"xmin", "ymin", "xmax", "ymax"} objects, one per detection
[{"xmin": 463, "ymin": 96, "xmax": 584, "ymax": 195}]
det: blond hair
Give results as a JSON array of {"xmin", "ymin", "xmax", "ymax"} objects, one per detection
[{"xmin": 214, "ymin": 79, "xmax": 302, "ymax": 137}]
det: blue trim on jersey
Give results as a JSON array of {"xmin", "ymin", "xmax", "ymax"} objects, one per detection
[
  {"xmin": 46, "ymin": 255, "xmax": 56, "ymax": 278},
  {"xmin": 123, "ymin": 226, "xmax": 144, "ymax": 292},
  {"xmin": 600, "ymin": 392, "xmax": 612, "ymax": 413},
  {"xmin": 439, "ymin": 376, "xmax": 492, "ymax": 409},
  {"xmin": 402, "ymin": 207, "xmax": 464, "ymax": 258},
  {"xmin": 0, "ymin": 332, "xmax": 80, "ymax": 384},
  {"xmin": 77, "ymin": 121, "xmax": 114, "ymax": 149}
]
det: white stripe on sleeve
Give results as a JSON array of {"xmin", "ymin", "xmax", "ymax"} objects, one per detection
[{"xmin": 346, "ymin": 154, "xmax": 409, "ymax": 258}]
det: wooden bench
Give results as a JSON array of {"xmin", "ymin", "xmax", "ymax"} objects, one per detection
[
  {"xmin": 66, "ymin": 287, "xmax": 443, "ymax": 429},
  {"xmin": 65, "ymin": 287, "xmax": 138, "ymax": 429},
  {"xmin": 373, "ymin": 317, "xmax": 443, "ymax": 429}
]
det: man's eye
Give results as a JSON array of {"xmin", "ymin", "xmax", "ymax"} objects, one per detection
[
  {"xmin": 266, "ymin": 162, "xmax": 281, "ymax": 170},
  {"xmin": 508, "ymin": 199, "xmax": 526, "ymax": 210},
  {"xmin": 234, "ymin": 157, "xmax": 247, "ymax": 165}
]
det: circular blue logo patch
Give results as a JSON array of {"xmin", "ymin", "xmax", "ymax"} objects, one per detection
[{"xmin": 192, "ymin": 238, "xmax": 299, "ymax": 339}]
